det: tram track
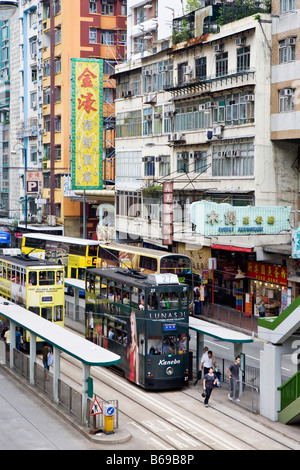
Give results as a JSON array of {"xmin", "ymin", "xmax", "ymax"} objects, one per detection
[{"xmin": 58, "ymin": 352, "xmax": 292, "ymax": 451}]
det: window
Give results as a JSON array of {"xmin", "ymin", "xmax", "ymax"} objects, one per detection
[
  {"xmin": 55, "ymin": 57, "xmax": 61, "ymax": 74},
  {"xmin": 279, "ymin": 89, "xmax": 295, "ymax": 112},
  {"xmin": 195, "ymin": 57, "xmax": 206, "ymax": 79},
  {"xmin": 30, "ymin": 145, "xmax": 38, "ymax": 163},
  {"xmin": 55, "ymin": 86, "xmax": 61, "ymax": 102},
  {"xmin": 90, "ymin": 0, "xmax": 97, "ymax": 13},
  {"xmin": 193, "ymin": 151, "xmax": 207, "ymax": 173},
  {"xmin": 44, "ymin": 116, "xmax": 51, "ymax": 133},
  {"xmin": 101, "ymin": 31, "xmax": 114, "ymax": 45},
  {"xmin": 212, "ymin": 141, "xmax": 254, "ymax": 177},
  {"xmin": 44, "ymin": 87, "xmax": 51, "ymax": 105},
  {"xmin": 89, "ymin": 27, "xmax": 97, "ymax": 44},
  {"xmin": 279, "ymin": 39, "xmax": 295, "ymax": 63},
  {"xmin": 55, "ymin": 145, "xmax": 61, "ymax": 160},
  {"xmin": 159, "ymin": 156, "xmax": 170, "ymax": 177},
  {"xmin": 54, "ymin": 27, "xmax": 61, "ymax": 45},
  {"xmin": 143, "ymin": 108, "xmax": 153, "ymax": 135},
  {"xmin": 30, "ymin": 92, "xmax": 37, "ymax": 109},
  {"xmin": 43, "ymin": 59, "xmax": 51, "ymax": 77},
  {"xmin": 55, "ymin": 174, "xmax": 61, "ymax": 189},
  {"xmin": 101, "ymin": 1, "xmax": 114, "ymax": 15},
  {"xmin": 144, "ymin": 157, "xmax": 155, "ymax": 176},
  {"xmin": 53, "ymin": 0, "xmax": 61, "ymax": 16},
  {"xmin": 55, "ymin": 115, "xmax": 61, "ymax": 132},
  {"xmin": 116, "ymin": 111, "xmax": 142, "ymax": 138},
  {"xmin": 216, "ymin": 52, "xmax": 228, "ymax": 77},
  {"xmin": 121, "ymin": 1, "xmax": 127, "ymax": 16},
  {"xmin": 154, "ymin": 106, "xmax": 163, "ymax": 135},
  {"xmin": 280, "ymin": 0, "xmax": 296, "ymax": 13},
  {"xmin": 178, "ymin": 62, "xmax": 188, "ymax": 85},
  {"xmin": 237, "ymin": 46, "xmax": 250, "ymax": 72},
  {"xmin": 177, "ymin": 152, "xmax": 189, "ymax": 173},
  {"xmin": 136, "ymin": 5, "xmax": 146, "ymax": 24}
]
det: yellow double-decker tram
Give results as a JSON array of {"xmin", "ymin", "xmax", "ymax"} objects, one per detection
[{"xmin": 0, "ymin": 250, "xmax": 65, "ymax": 350}]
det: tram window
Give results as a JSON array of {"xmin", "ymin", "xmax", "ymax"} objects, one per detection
[
  {"xmin": 178, "ymin": 333, "xmax": 187, "ymax": 353},
  {"xmin": 180, "ymin": 290, "xmax": 188, "ymax": 307},
  {"xmin": 100, "ymin": 278, "xmax": 107, "ymax": 297},
  {"xmin": 163, "ymin": 335, "xmax": 176, "ymax": 355},
  {"xmin": 95, "ymin": 277, "xmax": 100, "ymax": 296},
  {"xmin": 29, "ymin": 307, "xmax": 39, "ymax": 316},
  {"xmin": 70, "ymin": 267, "xmax": 77, "ymax": 279},
  {"xmin": 148, "ymin": 292, "xmax": 158, "ymax": 310},
  {"xmin": 140, "ymin": 256, "xmax": 157, "ymax": 272},
  {"xmin": 148, "ymin": 335, "xmax": 162, "ymax": 355},
  {"xmin": 2, "ymin": 265, "xmax": 6, "ymax": 279},
  {"xmin": 39, "ymin": 271, "xmax": 55, "ymax": 285},
  {"xmin": 122, "ymin": 286, "xmax": 130, "ymax": 305},
  {"xmin": 20, "ymin": 269, "xmax": 25, "ymax": 286},
  {"xmin": 56, "ymin": 271, "xmax": 63, "ymax": 285},
  {"xmin": 41, "ymin": 307, "xmax": 52, "ymax": 321},
  {"xmin": 131, "ymin": 287, "xmax": 139, "ymax": 309},
  {"xmin": 11, "ymin": 266, "xmax": 16, "ymax": 282},
  {"xmin": 7, "ymin": 266, "xmax": 11, "ymax": 280},
  {"xmin": 0, "ymin": 262, "xmax": 2, "ymax": 277},
  {"xmin": 88, "ymin": 245, "xmax": 97, "ymax": 257},
  {"xmin": 78, "ymin": 268, "xmax": 85, "ymax": 280},
  {"xmin": 108, "ymin": 280, "xmax": 115, "ymax": 301},
  {"xmin": 54, "ymin": 305, "xmax": 63, "ymax": 322},
  {"xmin": 15, "ymin": 268, "xmax": 21, "ymax": 284},
  {"xmin": 28, "ymin": 272, "xmax": 37, "ymax": 286},
  {"xmin": 115, "ymin": 286, "xmax": 122, "ymax": 303},
  {"xmin": 159, "ymin": 292, "xmax": 178, "ymax": 309}
]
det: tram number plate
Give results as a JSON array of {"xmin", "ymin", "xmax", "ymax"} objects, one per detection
[
  {"xmin": 163, "ymin": 323, "xmax": 176, "ymax": 331},
  {"xmin": 41, "ymin": 296, "xmax": 53, "ymax": 302}
]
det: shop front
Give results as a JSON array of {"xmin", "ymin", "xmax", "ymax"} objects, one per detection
[{"xmin": 247, "ymin": 261, "xmax": 288, "ymax": 316}]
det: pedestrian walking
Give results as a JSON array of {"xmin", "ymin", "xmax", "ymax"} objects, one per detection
[
  {"xmin": 258, "ymin": 300, "xmax": 266, "ymax": 317},
  {"xmin": 200, "ymin": 350, "xmax": 217, "ymax": 376},
  {"xmin": 15, "ymin": 327, "xmax": 23, "ymax": 351},
  {"xmin": 227, "ymin": 356, "xmax": 241, "ymax": 402},
  {"xmin": 203, "ymin": 367, "xmax": 217, "ymax": 407},
  {"xmin": 42, "ymin": 343, "xmax": 51, "ymax": 380}
]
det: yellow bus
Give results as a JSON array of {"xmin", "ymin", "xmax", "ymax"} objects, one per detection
[
  {"xmin": 21, "ymin": 233, "xmax": 99, "ymax": 281},
  {"xmin": 0, "ymin": 251, "xmax": 64, "ymax": 350},
  {"xmin": 97, "ymin": 243, "xmax": 193, "ymax": 304}
]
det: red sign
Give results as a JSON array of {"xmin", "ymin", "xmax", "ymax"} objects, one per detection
[{"xmin": 247, "ymin": 261, "xmax": 287, "ymax": 286}]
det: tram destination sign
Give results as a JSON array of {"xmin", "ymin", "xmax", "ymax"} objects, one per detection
[{"xmin": 190, "ymin": 201, "xmax": 291, "ymax": 236}]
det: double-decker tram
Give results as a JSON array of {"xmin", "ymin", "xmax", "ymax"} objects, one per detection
[
  {"xmin": 85, "ymin": 267, "xmax": 190, "ymax": 390},
  {"xmin": 0, "ymin": 251, "xmax": 64, "ymax": 350},
  {"xmin": 21, "ymin": 233, "xmax": 99, "ymax": 280},
  {"xmin": 97, "ymin": 243, "xmax": 194, "ymax": 309}
]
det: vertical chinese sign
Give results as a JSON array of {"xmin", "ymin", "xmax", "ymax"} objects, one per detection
[
  {"xmin": 71, "ymin": 58, "xmax": 103, "ymax": 190},
  {"xmin": 162, "ymin": 183, "xmax": 173, "ymax": 246}
]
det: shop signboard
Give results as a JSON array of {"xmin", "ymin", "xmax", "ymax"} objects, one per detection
[
  {"xmin": 71, "ymin": 58, "xmax": 103, "ymax": 190},
  {"xmin": 190, "ymin": 201, "xmax": 291, "ymax": 236},
  {"xmin": 247, "ymin": 261, "xmax": 287, "ymax": 286}
]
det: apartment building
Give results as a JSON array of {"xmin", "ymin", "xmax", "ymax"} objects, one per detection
[
  {"xmin": 4, "ymin": 0, "xmax": 126, "ymax": 239},
  {"xmin": 271, "ymin": 0, "xmax": 300, "ymax": 299},
  {"xmin": 115, "ymin": 3, "xmax": 297, "ymax": 312}
]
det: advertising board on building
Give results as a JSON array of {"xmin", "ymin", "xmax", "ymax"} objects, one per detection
[
  {"xmin": 190, "ymin": 201, "xmax": 291, "ymax": 236},
  {"xmin": 71, "ymin": 58, "xmax": 103, "ymax": 190}
]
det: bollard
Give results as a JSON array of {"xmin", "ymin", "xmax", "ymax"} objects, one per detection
[{"xmin": 103, "ymin": 403, "xmax": 115, "ymax": 434}]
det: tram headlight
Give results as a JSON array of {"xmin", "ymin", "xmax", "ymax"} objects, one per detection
[{"xmin": 166, "ymin": 366, "xmax": 174, "ymax": 376}]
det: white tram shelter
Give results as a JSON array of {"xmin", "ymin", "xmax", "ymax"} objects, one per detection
[
  {"xmin": 0, "ymin": 298, "xmax": 120, "ymax": 425},
  {"xmin": 189, "ymin": 316, "xmax": 253, "ymax": 374}
]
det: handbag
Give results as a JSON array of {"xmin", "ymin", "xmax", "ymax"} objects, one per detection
[
  {"xmin": 47, "ymin": 352, "xmax": 54, "ymax": 367},
  {"xmin": 201, "ymin": 391, "xmax": 206, "ymax": 398}
]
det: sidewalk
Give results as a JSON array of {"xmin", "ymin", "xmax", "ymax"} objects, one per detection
[{"xmin": 192, "ymin": 378, "xmax": 300, "ymax": 449}]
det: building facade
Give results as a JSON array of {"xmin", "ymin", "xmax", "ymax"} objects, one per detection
[{"xmin": 115, "ymin": 3, "xmax": 297, "ymax": 314}]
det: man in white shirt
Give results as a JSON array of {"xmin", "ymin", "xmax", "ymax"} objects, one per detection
[{"xmin": 200, "ymin": 350, "xmax": 217, "ymax": 376}]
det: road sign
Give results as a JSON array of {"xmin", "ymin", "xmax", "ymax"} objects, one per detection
[{"xmin": 90, "ymin": 398, "xmax": 103, "ymax": 416}]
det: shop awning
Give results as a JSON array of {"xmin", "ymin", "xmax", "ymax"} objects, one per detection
[
  {"xmin": 211, "ymin": 244, "xmax": 252, "ymax": 253},
  {"xmin": 0, "ymin": 231, "xmax": 10, "ymax": 243}
]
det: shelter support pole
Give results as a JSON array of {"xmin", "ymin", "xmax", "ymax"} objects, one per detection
[
  {"xmin": 196, "ymin": 331, "xmax": 204, "ymax": 373},
  {"xmin": 82, "ymin": 363, "xmax": 90, "ymax": 426},
  {"xmin": 74, "ymin": 288, "xmax": 79, "ymax": 322},
  {"xmin": 260, "ymin": 343, "xmax": 282, "ymax": 421},
  {"xmin": 9, "ymin": 321, "xmax": 16, "ymax": 369},
  {"xmin": 53, "ymin": 346, "xmax": 60, "ymax": 404},
  {"xmin": 29, "ymin": 333, "xmax": 36, "ymax": 385}
]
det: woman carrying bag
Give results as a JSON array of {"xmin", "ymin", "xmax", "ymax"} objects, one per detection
[{"xmin": 203, "ymin": 367, "xmax": 217, "ymax": 407}]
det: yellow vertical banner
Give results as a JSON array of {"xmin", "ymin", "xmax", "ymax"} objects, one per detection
[{"xmin": 71, "ymin": 58, "xmax": 103, "ymax": 190}]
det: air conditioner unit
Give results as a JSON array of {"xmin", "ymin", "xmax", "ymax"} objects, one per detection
[
  {"xmin": 226, "ymin": 150, "xmax": 233, "ymax": 157},
  {"xmin": 156, "ymin": 156, "xmax": 163, "ymax": 162},
  {"xmin": 213, "ymin": 126, "xmax": 223, "ymax": 137},
  {"xmin": 199, "ymin": 104, "xmax": 206, "ymax": 111},
  {"xmin": 143, "ymin": 94, "xmax": 156, "ymax": 104},
  {"xmin": 205, "ymin": 101, "xmax": 216, "ymax": 109},
  {"xmin": 234, "ymin": 150, "xmax": 241, "ymax": 157},
  {"xmin": 32, "ymin": 101, "xmax": 37, "ymax": 109},
  {"xmin": 214, "ymin": 44, "xmax": 224, "ymax": 52},
  {"xmin": 206, "ymin": 130, "xmax": 213, "ymax": 140},
  {"xmin": 154, "ymin": 112, "xmax": 161, "ymax": 119},
  {"xmin": 167, "ymin": 111, "xmax": 175, "ymax": 118},
  {"xmin": 146, "ymin": 114, "xmax": 152, "ymax": 120},
  {"xmin": 286, "ymin": 37, "xmax": 296, "ymax": 45},
  {"xmin": 142, "ymin": 157, "xmax": 151, "ymax": 162},
  {"xmin": 236, "ymin": 37, "xmax": 246, "ymax": 46},
  {"xmin": 183, "ymin": 65, "xmax": 192, "ymax": 75},
  {"xmin": 162, "ymin": 65, "xmax": 168, "ymax": 72},
  {"xmin": 244, "ymin": 94, "xmax": 254, "ymax": 102},
  {"xmin": 142, "ymin": 70, "xmax": 152, "ymax": 76},
  {"xmin": 168, "ymin": 133, "xmax": 185, "ymax": 142},
  {"xmin": 283, "ymin": 88, "xmax": 292, "ymax": 96}
]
